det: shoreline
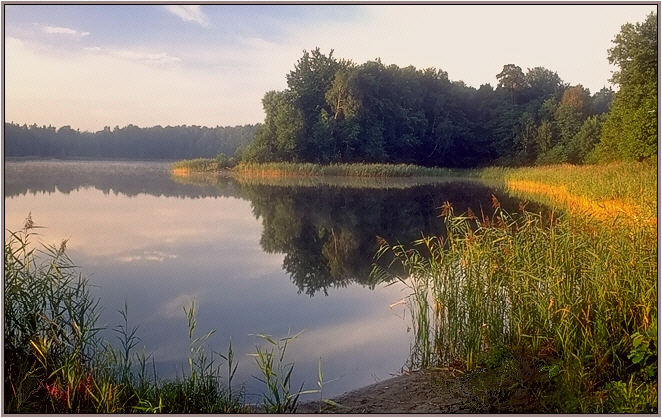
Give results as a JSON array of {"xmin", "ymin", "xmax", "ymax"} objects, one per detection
[{"xmin": 297, "ymin": 368, "xmax": 540, "ymax": 414}]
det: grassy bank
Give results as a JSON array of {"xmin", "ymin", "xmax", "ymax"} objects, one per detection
[
  {"xmin": 4, "ymin": 219, "xmax": 311, "ymax": 414},
  {"xmin": 232, "ymin": 162, "xmax": 458, "ymax": 178},
  {"xmin": 477, "ymin": 161, "xmax": 657, "ymax": 227},
  {"xmin": 171, "ymin": 158, "xmax": 223, "ymax": 175},
  {"xmin": 172, "ymin": 160, "xmax": 459, "ymax": 178},
  {"xmin": 373, "ymin": 161, "xmax": 657, "ymax": 412}
]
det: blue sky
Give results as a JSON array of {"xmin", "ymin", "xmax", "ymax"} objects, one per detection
[{"xmin": 4, "ymin": 4, "xmax": 656, "ymax": 131}]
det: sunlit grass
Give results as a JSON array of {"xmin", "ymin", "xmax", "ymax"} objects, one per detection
[
  {"xmin": 171, "ymin": 158, "xmax": 219, "ymax": 174},
  {"xmin": 477, "ymin": 161, "xmax": 657, "ymax": 226}
]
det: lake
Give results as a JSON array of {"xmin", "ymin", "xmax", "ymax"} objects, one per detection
[{"xmin": 4, "ymin": 159, "xmax": 534, "ymax": 403}]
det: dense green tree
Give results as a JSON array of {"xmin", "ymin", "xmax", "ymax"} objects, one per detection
[
  {"xmin": 554, "ymin": 85, "xmax": 592, "ymax": 145},
  {"xmin": 514, "ymin": 113, "xmax": 539, "ymax": 164},
  {"xmin": 569, "ymin": 115, "xmax": 605, "ymax": 163},
  {"xmin": 523, "ymin": 67, "xmax": 564, "ymax": 114},
  {"xmin": 242, "ymin": 91, "xmax": 302, "ymax": 162},
  {"xmin": 591, "ymin": 87, "xmax": 615, "ymax": 115},
  {"xmin": 536, "ymin": 121, "xmax": 556, "ymax": 154},
  {"xmin": 497, "ymin": 64, "xmax": 527, "ymax": 104},
  {"xmin": 598, "ymin": 12, "xmax": 657, "ymax": 161}
]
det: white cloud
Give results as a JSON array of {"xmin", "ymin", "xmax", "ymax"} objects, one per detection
[
  {"xmin": 118, "ymin": 250, "xmax": 177, "ymax": 263},
  {"xmin": 42, "ymin": 25, "xmax": 90, "ymax": 37},
  {"xmin": 163, "ymin": 5, "xmax": 209, "ymax": 27},
  {"xmin": 85, "ymin": 46, "xmax": 182, "ymax": 65}
]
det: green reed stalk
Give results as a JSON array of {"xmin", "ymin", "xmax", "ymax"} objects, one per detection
[{"xmin": 373, "ymin": 202, "xmax": 656, "ymax": 412}]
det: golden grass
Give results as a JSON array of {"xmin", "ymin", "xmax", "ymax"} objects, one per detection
[
  {"xmin": 506, "ymin": 179, "xmax": 656, "ymax": 229},
  {"xmin": 172, "ymin": 167, "xmax": 192, "ymax": 176}
]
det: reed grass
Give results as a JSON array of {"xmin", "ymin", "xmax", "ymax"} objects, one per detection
[
  {"xmin": 373, "ymin": 199, "xmax": 657, "ymax": 412},
  {"xmin": 477, "ymin": 161, "xmax": 657, "ymax": 225},
  {"xmin": 4, "ymin": 220, "xmax": 312, "ymax": 414},
  {"xmin": 233, "ymin": 162, "xmax": 458, "ymax": 178},
  {"xmin": 171, "ymin": 158, "xmax": 220, "ymax": 174},
  {"xmin": 250, "ymin": 331, "xmax": 317, "ymax": 413}
]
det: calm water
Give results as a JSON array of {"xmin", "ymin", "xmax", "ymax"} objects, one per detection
[{"xmin": 4, "ymin": 160, "xmax": 531, "ymax": 402}]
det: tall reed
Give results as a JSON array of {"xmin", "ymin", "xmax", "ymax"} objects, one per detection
[
  {"xmin": 373, "ymin": 201, "xmax": 657, "ymax": 412},
  {"xmin": 4, "ymin": 219, "xmax": 246, "ymax": 413}
]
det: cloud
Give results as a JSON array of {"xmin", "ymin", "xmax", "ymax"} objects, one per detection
[
  {"xmin": 117, "ymin": 250, "xmax": 177, "ymax": 263},
  {"xmin": 85, "ymin": 46, "xmax": 181, "ymax": 65},
  {"xmin": 42, "ymin": 25, "xmax": 90, "ymax": 37},
  {"xmin": 163, "ymin": 5, "xmax": 209, "ymax": 27}
]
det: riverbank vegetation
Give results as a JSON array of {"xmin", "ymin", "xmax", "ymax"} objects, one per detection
[
  {"xmin": 478, "ymin": 161, "xmax": 657, "ymax": 228},
  {"xmin": 373, "ymin": 195, "xmax": 656, "ymax": 413},
  {"xmin": 233, "ymin": 162, "xmax": 457, "ymax": 178},
  {"xmin": 4, "ymin": 219, "xmax": 312, "ymax": 413},
  {"xmin": 365, "ymin": 160, "xmax": 657, "ymax": 412}
]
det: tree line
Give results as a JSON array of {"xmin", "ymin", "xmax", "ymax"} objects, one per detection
[
  {"xmin": 243, "ymin": 12, "xmax": 656, "ymax": 167},
  {"xmin": 4, "ymin": 123, "xmax": 258, "ymax": 160}
]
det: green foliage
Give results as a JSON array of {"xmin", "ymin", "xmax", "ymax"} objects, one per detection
[
  {"xmin": 597, "ymin": 12, "xmax": 657, "ymax": 162},
  {"xmin": 215, "ymin": 152, "xmax": 235, "ymax": 169},
  {"xmin": 251, "ymin": 332, "xmax": 311, "ymax": 413},
  {"xmin": 373, "ymin": 200, "xmax": 656, "ymax": 412},
  {"xmin": 242, "ymin": 45, "xmax": 622, "ymax": 168},
  {"xmin": 627, "ymin": 325, "xmax": 657, "ymax": 380},
  {"xmin": 602, "ymin": 379, "xmax": 657, "ymax": 413},
  {"xmin": 233, "ymin": 161, "xmax": 457, "ymax": 177},
  {"xmin": 535, "ymin": 144, "xmax": 568, "ymax": 165},
  {"xmin": 172, "ymin": 158, "xmax": 218, "ymax": 172},
  {"xmin": 4, "ymin": 221, "xmax": 249, "ymax": 413},
  {"xmin": 568, "ymin": 115, "xmax": 604, "ymax": 163}
]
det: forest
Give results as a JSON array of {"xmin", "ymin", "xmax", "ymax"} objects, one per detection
[
  {"xmin": 242, "ymin": 12, "xmax": 656, "ymax": 167},
  {"xmin": 4, "ymin": 123, "xmax": 258, "ymax": 160}
]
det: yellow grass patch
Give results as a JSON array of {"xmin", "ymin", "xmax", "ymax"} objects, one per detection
[
  {"xmin": 233, "ymin": 168, "xmax": 312, "ymax": 178},
  {"xmin": 171, "ymin": 168, "xmax": 191, "ymax": 176},
  {"xmin": 507, "ymin": 180, "xmax": 656, "ymax": 229}
]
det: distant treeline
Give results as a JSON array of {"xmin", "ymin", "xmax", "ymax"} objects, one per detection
[
  {"xmin": 4, "ymin": 123, "xmax": 259, "ymax": 159},
  {"xmin": 243, "ymin": 13, "xmax": 656, "ymax": 167}
]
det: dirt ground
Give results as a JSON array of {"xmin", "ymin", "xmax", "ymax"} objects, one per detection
[{"xmin": 297, "ymin": 367, "xmax": 540, "ymax": 414}]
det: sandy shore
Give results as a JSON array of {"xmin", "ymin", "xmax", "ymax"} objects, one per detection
[{"xmin": 297, "ymin": 368, "xmax": 540, "ymax": 414}]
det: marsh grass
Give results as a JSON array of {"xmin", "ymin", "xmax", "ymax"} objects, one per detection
[
  {"xmin": 171, "ymin": 158, "xmax": 220, "ymax": 174},
  {"xmin": 4, "ymin": 221, "xmax": 280, "ymax": 414},
  {"xmin": 230, "ymin": 162, "xmax": 459, "ymax": 178},
  {"xmin": 477, "ymin": 161, "xmax": 657, "ymax": 224},
  {"xmin": 373, "ymin": 200, "xmax": 657, "ymax": 413},
  {"xmin": 250, "ymin": 331, "xmax": 319, "ymax": 413}
]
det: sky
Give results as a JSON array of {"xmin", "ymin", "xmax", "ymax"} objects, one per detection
[{"xmin": 4, "ymin": 4, "xmax": 657, "ymax": 132}]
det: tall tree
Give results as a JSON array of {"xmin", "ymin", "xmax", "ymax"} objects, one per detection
[
  {"xmin": 598, "ymin": 12, "xmax": 657, "ymax": 161},
  {"xmin": 496, "ymin": 64, "xmax": 526, "ymax": 104}
]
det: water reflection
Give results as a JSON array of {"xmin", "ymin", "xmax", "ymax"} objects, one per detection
[
  {"xmin": 239, "ymin": 181, "xmax": 522, "ymax": 296},
  {"xmin": 6, "ymin": 160, "xmax": 539, "ymax": 297}
]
